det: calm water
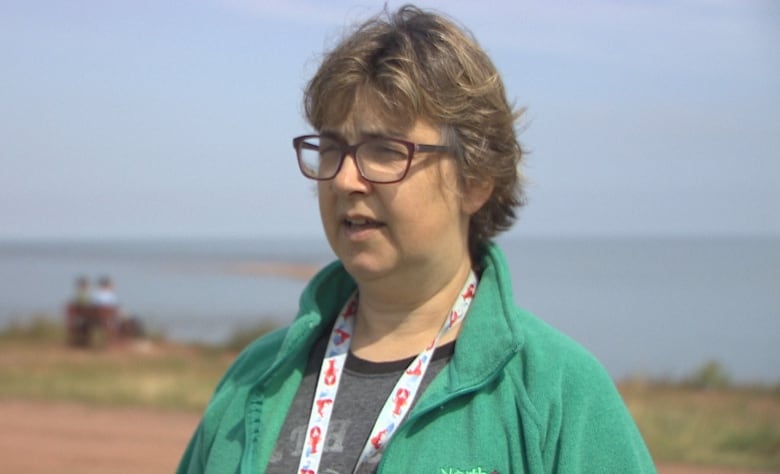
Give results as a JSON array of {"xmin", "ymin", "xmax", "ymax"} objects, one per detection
[{"xmin": 0, "ymin": 236, "xmax": 777, "ymax": 383}]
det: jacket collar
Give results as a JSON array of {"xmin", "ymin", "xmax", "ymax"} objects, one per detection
[
  {"xmin": 277, "ymin": 259, "xmax": 356, "ymax": 360},
  {"xmin": 443, "ymin": 243, "xmax": 524, "ymax": 392}
]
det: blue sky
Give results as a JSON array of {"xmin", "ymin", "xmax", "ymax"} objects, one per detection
[{"xmin": 1, "ymin": 0, "xmax": 778, "ymax": 240}]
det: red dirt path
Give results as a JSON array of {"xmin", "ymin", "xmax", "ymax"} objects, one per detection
[
  {"xmin": 0, "ymin": 400, "xmax": 198, "ymax": 474},
  {"xmin": 0, "ymin": 399, "xmax": 769, "ymax": 474}
]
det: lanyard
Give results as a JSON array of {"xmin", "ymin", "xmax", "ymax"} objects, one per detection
[{"xmin": 296, "ymin": 271, "xmax": 478, "ymax": 474}]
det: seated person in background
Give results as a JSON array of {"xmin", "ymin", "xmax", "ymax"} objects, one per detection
[
  {"xmin": 91, "ymin": 276, "xmax": 118, "ymax": 308},
  {"xmin": 66, "ymin": 275, "xmax": 124, "ymax": 346},
  {"xmin": 90, "ymin": 276, "xmax": 120, "ymax": 341},
  {"xmin": 72, "ymin": 276, "xmax": 91, "ymax": 306},
  {"xmin": 66, "ymin": 276, "xmax": 93, "ymax": 344}
]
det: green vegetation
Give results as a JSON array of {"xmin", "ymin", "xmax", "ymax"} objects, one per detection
[
  {"xmin": 0, "ymin": 316, "xmax": 66, "ymax": 343},
  {"xmin": 1, "ymin": 318, "xmax": 779, "ymax": 470},
  {"xmin": 622, "ymin": 381, "xmax": 780, "ymax": 471},
  {"xmin": 684, "ymin": 359, "xmax": 733, "ymax": 390},
  {"xmin": 621, "ymin": 361, "xmax": 780, "ymax": 471},
  {"xmin": 0, "ymin": 318, "xmax": 238, "ymax": 411},
  {"xmin": 222, "ymin": 320, "xmax": 280, "ymax": 352}
]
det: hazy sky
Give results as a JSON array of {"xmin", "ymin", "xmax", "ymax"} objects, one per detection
[{"xmin": 1, "ymin": 0, "xmax": 778, "ymax": 240}]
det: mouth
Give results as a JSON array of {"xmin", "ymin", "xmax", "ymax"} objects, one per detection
[{"xmin": 343, "ymin": 217, "xmax": 385, "ymax": 231}]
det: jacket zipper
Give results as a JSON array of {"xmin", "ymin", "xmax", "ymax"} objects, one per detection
[{"xmin": 240, "ymin": 316, "xmax": 320, "ymax": 472}]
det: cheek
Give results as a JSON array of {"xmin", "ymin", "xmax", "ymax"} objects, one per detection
[
  {"xmin": 316, "ymin": 182, "xmax": 331, "ymax": 206},
  {"xmin": 317, "ymin": 186, "xmax": 335, "ymax": 226},
  {"xmin": 396, "ymin": 181, "xmax": 461, "ymax": 233}
]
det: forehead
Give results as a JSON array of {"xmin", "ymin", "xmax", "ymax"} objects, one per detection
[{"xmin": 318, "ymin": 87, "xmax": 417, "ymax": 140}]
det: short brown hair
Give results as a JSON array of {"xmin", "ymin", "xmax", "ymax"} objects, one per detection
[{"xmin": 304, "ymin": 4, "xmax": 525, "ymax": 258}]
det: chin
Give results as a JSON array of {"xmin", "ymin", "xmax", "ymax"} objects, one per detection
[{"xmin": 337, "ymin": 251, "xmax": 394, "ymax": 282}]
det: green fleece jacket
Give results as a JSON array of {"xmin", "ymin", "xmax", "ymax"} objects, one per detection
[{"xmin": 178, "ymin": 243, "xmax": 656, "ymax": 473}]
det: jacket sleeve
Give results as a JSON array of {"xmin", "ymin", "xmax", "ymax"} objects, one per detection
[
  {"xmin": 542, "ymin": 356, "xmax": 656, "ymax": 473},
  {"xmin": 174, "ymin": 326, "xmax": 293, "ymax": 474},
  {"xmin": 176, "ymin": 421, "xmax": 205, "ymax": 474}
]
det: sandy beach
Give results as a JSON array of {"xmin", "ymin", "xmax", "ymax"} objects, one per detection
[{"xmin": 223, "ymin": 261, "xmax": 320, "ymax": 281}]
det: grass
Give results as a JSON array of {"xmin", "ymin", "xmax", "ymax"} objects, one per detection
[
  {"xmin": 0, "ymin": 318, "xmax": 236, "ymax": 411},
  {"xmin": 620, "ymin": 380, "xmax": 780, "ymax": 471},
  {"xmin": 1, "ymin": 318, "xmax": 779, "ymax": 471}
]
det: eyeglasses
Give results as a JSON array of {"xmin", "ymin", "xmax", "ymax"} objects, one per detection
[{"xmin": 293, "ymin": 134, "xmax": 452, "ymax": 184}]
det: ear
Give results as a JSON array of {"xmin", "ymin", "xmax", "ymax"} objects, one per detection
[{"xmin": 462, "ymin": 177, "xmax": 494, "ymax": 216}]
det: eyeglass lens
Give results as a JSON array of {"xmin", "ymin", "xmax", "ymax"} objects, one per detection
[{"xmin": 297, "ymin": 136, "xmax": 410, "ymax": 183}]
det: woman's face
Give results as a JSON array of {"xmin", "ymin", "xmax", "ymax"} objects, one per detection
[{"xmin": 317, "ymin": 108, "xmax": 484, "ymax": 286}]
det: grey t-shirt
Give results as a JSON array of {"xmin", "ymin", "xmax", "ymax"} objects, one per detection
[{"xmin": 268, "ymin": 333, "xmax": 454, "ymax": 474}]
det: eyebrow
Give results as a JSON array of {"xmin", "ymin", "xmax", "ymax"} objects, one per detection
[
  {"xmin": 319, "ymin": 128, "xmax": 408, "ymax": 142},
  {"xmin": 319, "ymin": 130, "xmax": 345, "ymax": 141}
]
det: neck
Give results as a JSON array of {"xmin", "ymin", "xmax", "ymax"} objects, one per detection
[{"xmin": 349, "ymin": 258, "xmax": 473, "ymax": 362}]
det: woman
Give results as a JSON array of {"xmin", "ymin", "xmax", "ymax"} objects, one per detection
[{"xmin": 178, "ymin": 5, "xmax": 655, "ymax": 473}]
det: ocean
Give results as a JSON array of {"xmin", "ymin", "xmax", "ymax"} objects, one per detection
[{"xmin": 0, "ymin": 235, "xmax": 777, "ymax": 383}]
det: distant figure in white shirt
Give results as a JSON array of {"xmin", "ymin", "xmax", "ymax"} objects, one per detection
[{"xmin": 92, "ymin": 276, "xmax": 118, "ymax": 308}]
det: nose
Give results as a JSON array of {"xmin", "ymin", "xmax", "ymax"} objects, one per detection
[{"xmin": 331, "ymin": 150, "xmax": 371, "ymax": 192}]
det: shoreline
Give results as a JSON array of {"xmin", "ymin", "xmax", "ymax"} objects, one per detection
[{"xmin": 222, "ymin": 261, "xmax": 321, "ymax": 280}]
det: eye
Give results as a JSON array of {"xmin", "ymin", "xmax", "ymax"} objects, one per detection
[
  {"xmin": 363, "ymin": 139, "xmax": 408, "ymax": 161},
  {"xmin": 318, "ymin": 138, "xmax": 343, "ymax": 159}
]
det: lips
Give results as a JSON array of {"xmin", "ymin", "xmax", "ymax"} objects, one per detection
[{"xmin": 344, "ymin": 217, "xmax": 384, "ymax": 230}]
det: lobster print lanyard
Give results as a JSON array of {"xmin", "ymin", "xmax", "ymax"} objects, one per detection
[{"xmin": 297, "ymin": 271, "xmax": 478, "ymax": 474}]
